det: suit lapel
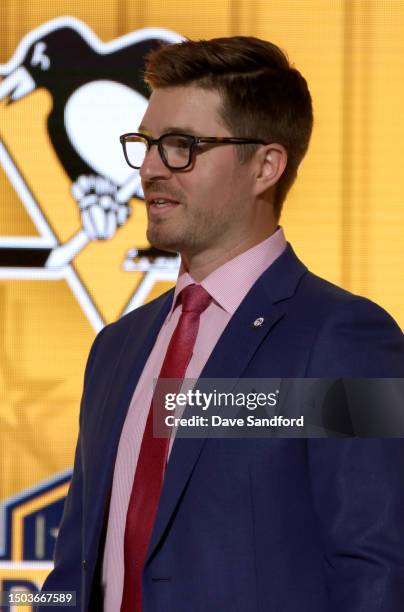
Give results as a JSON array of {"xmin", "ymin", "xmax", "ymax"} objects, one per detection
[{"xmin": 146, "ymin": 244, "xmax": 307, "ymax": 564}]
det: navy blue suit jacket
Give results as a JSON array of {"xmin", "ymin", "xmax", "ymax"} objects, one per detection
[{"xmin": 42, "ymin": 244, "xmax": 404, "ymax": 611}]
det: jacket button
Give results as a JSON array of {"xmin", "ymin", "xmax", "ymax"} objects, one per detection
[{"xmin": 82, "ymin": 560, "xmax": 86, "ymax": 570}]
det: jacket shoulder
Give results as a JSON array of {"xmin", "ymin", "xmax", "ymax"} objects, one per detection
[
  {"xmin": 301, "ymin": 271, "xmax": 402, "ymax": 329},
  {"xmin": 298, "ymin": 272, "xmax": 404, "ymax": 376},
  {"xmin": 101, "ymin": 287, "xmax": 174, "ymax": 337}
]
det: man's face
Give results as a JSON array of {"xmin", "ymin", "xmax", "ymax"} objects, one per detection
[{"xmin": 139, "ymin": 85, "xmax": 258, "ymax": 264}]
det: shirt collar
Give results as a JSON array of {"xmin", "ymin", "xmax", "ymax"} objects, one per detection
[{"xmin": 167, "ymin": 226, "xmax": 287, "ymax": 320}]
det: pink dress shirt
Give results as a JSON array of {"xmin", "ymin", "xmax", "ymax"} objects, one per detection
[{"xmin": 102, "ymin": 227, "xmax": 287, "ymax": 610}]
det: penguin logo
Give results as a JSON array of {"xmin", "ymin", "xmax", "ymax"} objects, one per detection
[{"xmin": 0, "ymin": 17, "xmax": 181, "ymax": 330}]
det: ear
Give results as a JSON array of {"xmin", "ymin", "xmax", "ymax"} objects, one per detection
[{"xmin": 253, "ymin": 144, "xmax": 287, "ymax": 197}]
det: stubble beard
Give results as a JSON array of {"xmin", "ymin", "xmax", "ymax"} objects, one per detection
[
  {"xmin": 146, "ymin": 219, "xmax": 182, "ymax": 253},
  {"xmin": 146, "ymin": 198, "xmax": 244, "ymax": 260},
  {"xmin": 146, "ymin": 209, "xmax": 202, "ymax": 255}
]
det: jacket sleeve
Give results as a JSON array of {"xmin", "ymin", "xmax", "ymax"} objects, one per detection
[
  {"xmin": 307, "ymin": 438, "xmax": 404, "ymax": 612},
  {"xmin": 306, "ymin": 295, "xmax": 404, "ymax": 610},
  {"xmin": 36, "ymin": 328, "xmax": 106, "ymax": 611},
  {"xmin": 38, "ymin": 432, "xmax": 85, "ymax": 610}
]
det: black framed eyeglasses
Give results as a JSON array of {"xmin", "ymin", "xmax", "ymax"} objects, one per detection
[{"xmin": 119, "ymin": 132, "xmax": 268, "ymax": 171}]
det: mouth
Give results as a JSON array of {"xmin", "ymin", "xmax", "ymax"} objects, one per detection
[{"xmin": 146, "ymin": 197, "xmax": 180, "ymax": 216}]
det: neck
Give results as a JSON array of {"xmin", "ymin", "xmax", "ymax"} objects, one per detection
[{"xmin": 181, "ymin": 221, "xmax": 279, "ymax": 281}]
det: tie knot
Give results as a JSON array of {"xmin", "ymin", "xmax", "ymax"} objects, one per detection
[{"xmin": 180, "ymin": 284, "xmax": 212, "ymax": 314}]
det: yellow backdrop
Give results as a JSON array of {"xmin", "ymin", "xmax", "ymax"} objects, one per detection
[{"xmin": 0, "ymin": 0, "xmax": 403, "ymax": 599}]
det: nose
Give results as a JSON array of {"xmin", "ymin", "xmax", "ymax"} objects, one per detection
[{"xmin": 139, "ymin": 144, "xmax": 172, "ymax": 181}]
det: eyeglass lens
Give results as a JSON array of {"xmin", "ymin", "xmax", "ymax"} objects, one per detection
[{"xmin": 124, "ymin": 134, "xmax": 192, "ymax": 169}]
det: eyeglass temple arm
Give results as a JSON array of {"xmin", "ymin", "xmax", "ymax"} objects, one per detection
[{"xmin": 195, "ymin": 137, "xmax": 268, "ymax": 145}]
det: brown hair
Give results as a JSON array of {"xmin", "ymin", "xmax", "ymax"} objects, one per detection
[{"xmin": 144, "ymin": 36, "xmax": 313, "ymax": 218}]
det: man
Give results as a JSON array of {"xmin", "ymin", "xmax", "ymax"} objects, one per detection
[{"xmin": 41, "ymin": 37, "xmax": 404, "ymax": 611}]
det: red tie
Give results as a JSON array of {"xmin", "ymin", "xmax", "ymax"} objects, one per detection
[{"xmin": 120, "ymin": 284, "xmax": 212, "ymax": 612}]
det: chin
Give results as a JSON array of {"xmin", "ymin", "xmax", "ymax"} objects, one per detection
[{"xmin": 146, "ymin": 232, "xmax": 182, "ymax": 254}]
